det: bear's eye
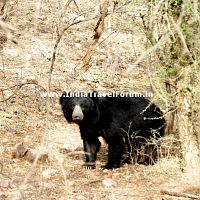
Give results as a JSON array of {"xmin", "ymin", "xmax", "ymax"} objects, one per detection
[
  {"xmin": 80, "ymin": 104, "xmax": 88, "ymax": 111},
  {"xmin": 65, "ymin": 103, "xmax": 75, "ymax": 113}
]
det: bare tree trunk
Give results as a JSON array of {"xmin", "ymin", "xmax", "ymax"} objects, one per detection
[
  {"xmin": 165, "ymin": 81, "xmax": 176, "ymax": 134},
  {"xmin": 177, "ymin": 88, "xmax": 200, "ymax": 184}
]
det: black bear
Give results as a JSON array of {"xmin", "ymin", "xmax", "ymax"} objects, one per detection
[{"xmin": 60, "ymin": 92, "xmax": 166, "ymax": 170}]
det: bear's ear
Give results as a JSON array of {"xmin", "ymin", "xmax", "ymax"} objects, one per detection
[{"xmin": 60, "ymin": 91, "xmax": 69, "ymax": 105}]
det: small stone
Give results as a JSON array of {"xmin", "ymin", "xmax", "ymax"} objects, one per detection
[{"xmin": 102, "ymin": 178, "xmax": 117, "ymax": 188}]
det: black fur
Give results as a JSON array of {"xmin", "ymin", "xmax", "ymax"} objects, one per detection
[{"xmin": 60, "ymin": 92, "xmax": 166, "ymax": 169}]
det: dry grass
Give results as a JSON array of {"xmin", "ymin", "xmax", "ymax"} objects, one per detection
[{"xmin": 0, "ymin": 0, "xmax": 199, "ymax": 199}]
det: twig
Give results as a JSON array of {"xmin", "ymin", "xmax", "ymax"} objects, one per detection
[
  {"xmin": 169, "ymin": 15, "xmax": 194, "ymax": 62},
  {"xmin": 0, "ymin": 80, "xmax": 46, "ymax": 102},
  {"xmin": 73, "ymin": 0, "xmax": 80, "ymax": 12},
  {"xmin": 0, "ymin": 0, "xmax": 8, "ymax": 20},
  {"xmin": 48, "ymin": 1, "xmax": 96, "ymax": 91},
  {"xmin": 47, "ymin": 0, "xmax": 74, "ymax": 92},
  {"xmin": 161, "ymin": 189, "xmax": 200, "ymax": 199},
  {"xmin": 127, "ymin": 33, "xmax": 169, "ymax": 73},
  {"xmin": 193, "ymin": 0, "xmax": 200, "ymax": 25},
  {"xmin": 0, "ymin": 162, "xmax": 11, "ymax": 179},
  {"xmin": 0, "ymin": 19, "xmax": 18, "ymax": 44}
]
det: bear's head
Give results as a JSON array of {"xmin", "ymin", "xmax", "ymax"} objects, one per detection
[{"xmin": 60, "ymin": 91, "xmax": 99, "ymax": 125}]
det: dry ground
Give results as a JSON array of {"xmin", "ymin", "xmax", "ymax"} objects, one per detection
[
  {"xmin": 0, "ymin": 109, "xmax": 186, "ymax": 200},
  {"xmin": 0, "ymin": 0, "xmax": 199, "ymax": 199}
]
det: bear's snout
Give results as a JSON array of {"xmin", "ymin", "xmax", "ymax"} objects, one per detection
[
  {"xmin": 72, "ymin": 105, "xmax": 84, "ymax": 122},
  {"xmin": 72, "ymin": 115, "xmax": 82, "ymax": 122}
]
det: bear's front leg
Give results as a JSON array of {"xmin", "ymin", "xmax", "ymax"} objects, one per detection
[
  {"xmin": 83, "ymin": 138, "xmax": 101, "ymax": 169},
  {"xmin": 102, "ymin": 136, "xmax": 125, "ymax": 170}
]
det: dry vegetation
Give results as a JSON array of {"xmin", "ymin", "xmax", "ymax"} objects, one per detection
[{"xmin": 0, "ymin": 0, "xmax": 200, "ymax": 199}]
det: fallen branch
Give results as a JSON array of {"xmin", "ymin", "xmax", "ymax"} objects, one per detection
[
  {"xmin": 83, "ymin": 179, "xmax": 103, "ymax": 185},
  {"xmin": 161, "ymin": 189, "xmax": 200, "ymax": 200}
]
